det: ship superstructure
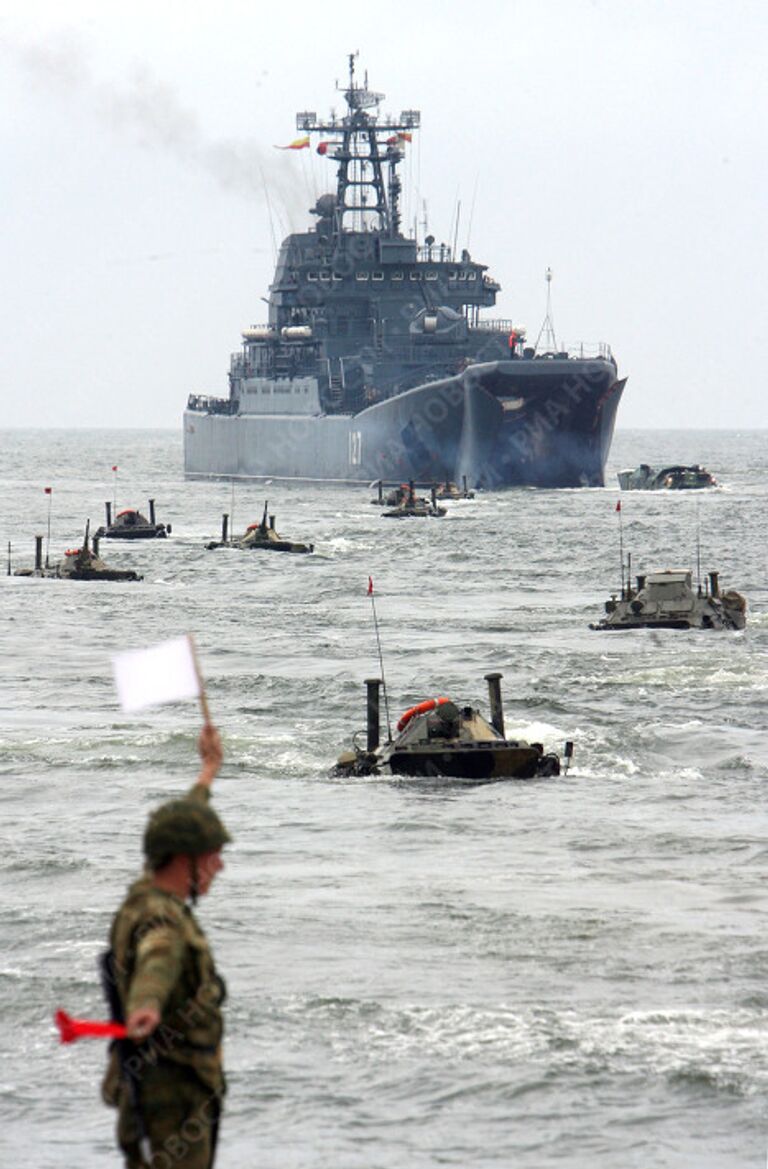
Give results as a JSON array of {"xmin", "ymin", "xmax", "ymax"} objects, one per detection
[{"xmin": 185, "ymin": 58, "xmax": 626, "ymax": 487}]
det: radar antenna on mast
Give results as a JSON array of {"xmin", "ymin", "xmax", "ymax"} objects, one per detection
[
  {"xmin": 534, "ymin": 267, "xmax": 558, "ymax": 354},
  {"xmin": 295, "ymin": 58, "xmax": 420, "ymax": 237}
]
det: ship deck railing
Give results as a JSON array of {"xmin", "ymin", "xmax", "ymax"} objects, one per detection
[
  {"xmin": 527, "ymin": 341, "xmax": 614, "ymax": 361},
  {"xmin": 469, "ymin": 322, "xmax": 613, "ymax": 361},
  {"xmin": 187, "ymin": 394, "xmax": 233, "ymax": 414},
  {"xmin": 416, "ymin": 243, "xmax": 457, "ymax": 262},
  {"xmin": 228, "ymin": 343, "xmax": 616, "ymax": 385},
  {"xmin": 231, "ymin": 351, "xmax": 318, "ymax": 378}
]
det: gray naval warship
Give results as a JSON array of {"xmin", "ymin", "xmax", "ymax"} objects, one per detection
[{"xmin": 184, "ymin": 58, "xmax": 626, "ymax": 489}]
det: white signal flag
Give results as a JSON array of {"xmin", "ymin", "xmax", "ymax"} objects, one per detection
[{"xmin": 112, "ymin": 635, "xmax": 201, "ymax": 713}]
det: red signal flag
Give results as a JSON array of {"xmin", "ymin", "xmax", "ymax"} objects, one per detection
[
  {"xmin": 112, "ymin": 465, "xmax": 118, "ymax": 472},
  {"xmin": 54, "ymin": 1009, "xmax": 127, "ymax": 1044},
  {"xmin": 615, "ymin": 500, "xmax": 621, "ymax": 512},
  {"xmin": 316, "ymin": 142, "xmax": 330, "ymax": 155},
  {"xmin": 44, "ymin": 487, "xmax": 52, "ymax": 495},
  {"xmin": 368, "ymin": 576, "xmax": 374, "ymax": 596}
]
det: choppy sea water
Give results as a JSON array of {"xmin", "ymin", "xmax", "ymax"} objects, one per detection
[{"xmin": 0, "ymin": 427, "xmax": 766, "ymax": 1168}]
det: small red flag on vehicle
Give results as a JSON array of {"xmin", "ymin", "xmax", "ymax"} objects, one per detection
[
  {"xmin": 112, "ymin": 465, "xmax": 118, "ymax": 472},
  {"xmin": 44, "ymin": 487, "xmax": 52, "ymax": 494},
  {"xmin": 615, "ymin": 500, "xmax": 621, "ymax": 512},
  {"xmin": 368, "ymin": 576, "xmax": 374, "ymax": 595}
]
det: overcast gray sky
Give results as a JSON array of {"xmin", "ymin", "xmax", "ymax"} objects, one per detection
[{"xmin": 1, "ymin": 0, "xmax": 766, "ymax": 429}]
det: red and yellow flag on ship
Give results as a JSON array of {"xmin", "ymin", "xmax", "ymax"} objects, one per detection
[{"xmin": 275, "ymin": 136, "xmax": 310, "ymax": 150}]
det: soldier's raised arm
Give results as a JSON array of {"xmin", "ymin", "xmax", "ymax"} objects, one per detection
[{"xmin": 189, "ymin": 723, "xmax": 223, "ymax": 803}]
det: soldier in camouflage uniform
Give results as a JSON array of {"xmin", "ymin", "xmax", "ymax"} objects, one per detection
[{"xmin": 102, "ymin": 724, "xmax": 230, "ymax": 1169}]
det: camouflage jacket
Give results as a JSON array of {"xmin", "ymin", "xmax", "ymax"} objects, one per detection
[{"xmin": 103, "ymin": 782, "xmax": 225, "ymax": 1100}]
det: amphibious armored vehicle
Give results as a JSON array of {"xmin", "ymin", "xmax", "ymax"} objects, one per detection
[
  {"xmin": 94, "ymin": 500, "xmax": 170, "ymax": 540},
  {"xmin": 371, "ymin": 477, "xmax": 473, "ymax": 505},
  {"xmin": 590, "ymin": 569, "xmax": 746, "ymax": 631},
  {"xmin": 13, "ymin": 525, "xmax": 142, "ymax": 582},
  {"xmin": 206, "ymin": 502, "xmax": 313, "ymax": 553},
  {"xmin": 334, "ymin": 672, "xmax": 570, "ymax": 780},
  {"xmin": 381, "ymin": 481, "xmax": 446, "ymax": 518},
  {"xmin": 434, "ymin": 479, "xmax": 475, "ymax": 500},
  {"xmin": 617, "ymin": 464, "xmax": 718, "ymax": 491}
]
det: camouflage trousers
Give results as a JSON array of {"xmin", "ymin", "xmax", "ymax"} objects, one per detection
[{"xmin": 117, "ymin": 1062, "xmax": 221, "ymax": 1169}]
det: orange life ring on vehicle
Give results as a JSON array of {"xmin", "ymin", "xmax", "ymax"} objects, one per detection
[{"xmin": 397, "ymin": 696, "xmax": 451, "ymax": 733}]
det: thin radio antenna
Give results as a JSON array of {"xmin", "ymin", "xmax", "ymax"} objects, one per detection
[
  {"xmin": 367, "ymin": 577, "xmax": 392, "ymax": 741},
  {"xmin": 452, "ymin": 199, "xmax": 461, "ymax": 261},
  {"xmin": 465, "ymin": 173, "xmax": 479, "ymax": 253}
]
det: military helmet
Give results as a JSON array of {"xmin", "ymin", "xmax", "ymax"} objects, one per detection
[{"xmin": 143, "ymin": 799, "xmax": 232, "ymax": 869}]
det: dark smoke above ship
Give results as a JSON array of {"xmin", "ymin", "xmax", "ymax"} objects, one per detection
[{"xmin": 184, "ymin": 57, "xmax": 626, "ymax": 487}]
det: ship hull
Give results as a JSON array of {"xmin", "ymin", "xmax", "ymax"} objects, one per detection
[{"xmin": 184, "ymin": 359, "xmax": 625, "ymax": 488}]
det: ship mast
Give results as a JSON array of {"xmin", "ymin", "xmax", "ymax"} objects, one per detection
[
  {"xmin": 535, "ymin": 267, "xmax": 559, "ymax": 353},
  {"xmin": 295, "ymin": 54, "xmax": 420, "ymax": 238}
]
